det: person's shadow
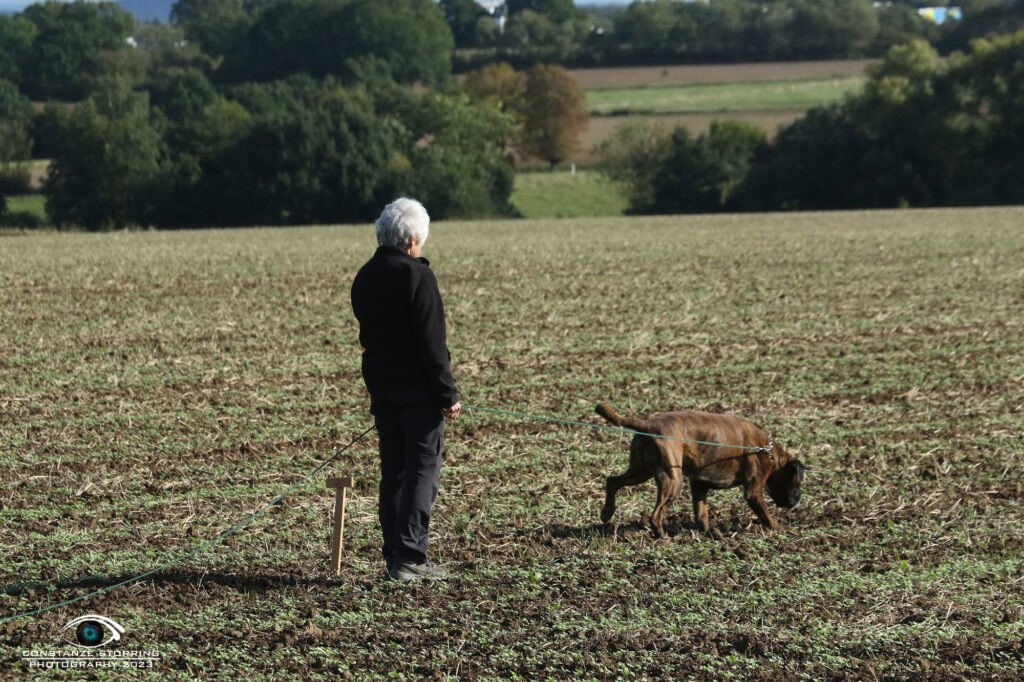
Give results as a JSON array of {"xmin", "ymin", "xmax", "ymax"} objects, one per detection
[{"xmin": 4, "ymin": 570, "xmax": 353, "ymax": 598}]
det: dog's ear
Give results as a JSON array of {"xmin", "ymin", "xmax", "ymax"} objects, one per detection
[{"xmin": 788, "ymin": 459, "xmax": 806, "ymax": 482}]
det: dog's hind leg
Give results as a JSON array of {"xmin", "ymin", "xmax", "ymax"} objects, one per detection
[
  {"xmin": 601, "ymin": 438, "xmax": 653, "ymax": 524},
  {"xmin": 601, "ymin": 466, "xmax": 652, "ymax": 524},
  {"xmin": 650, "ymin": 470, "xmax": 682, "ymax": 538}
]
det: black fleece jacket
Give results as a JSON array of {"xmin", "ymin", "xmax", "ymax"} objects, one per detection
[{"xmin": 350, "ymin": 245, "xmax": 458, "ymax": 411}]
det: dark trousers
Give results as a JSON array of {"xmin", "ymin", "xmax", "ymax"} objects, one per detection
[{"xmin": 373, "ymin": 401, "xmax": 445, "ymax": 566}]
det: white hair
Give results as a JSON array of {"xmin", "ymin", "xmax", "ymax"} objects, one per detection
[{"xmin": 375, "ymin": 197, "xmax": 430, "ymax": 249}]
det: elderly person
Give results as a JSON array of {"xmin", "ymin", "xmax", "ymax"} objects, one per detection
[{"xmin": 350, "ymin": 197, "xmax": 461, "ymax": 582}]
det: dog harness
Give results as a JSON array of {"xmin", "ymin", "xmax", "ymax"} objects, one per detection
[{"xmin": 757, "ymin": 435, "xmax": 776, "ymax": 470}]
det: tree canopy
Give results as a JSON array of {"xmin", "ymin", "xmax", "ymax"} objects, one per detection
[
  {"xmin": 20, "ymin": 0, "xmax": 134, "ymax": 100},
  {"xmin": 507, "ymin": 0, "xmax": 581, "ymax": 24},
  {"xmin": 44, "ymin": 83, "xmax": 161, "ymax": 230},
  {"xmin": 37, "ymin": 68, "xmax": 517, "ymax": 229},
  {"xmin": 0, "ymin": 0, "xmax": 517, "ymax": 229},
  {"xmin": 214, "ymin": 0, "xmax": 453, "ymax": 87},
  {"xmin": 170, "ymin": 0, "xmax": 249, "ymax": 60},
  {"xmin": 0, "ymin": 78, "xmax": 34, "ymax": 206},
  {"xmin": 440, "ymin": 0, "xmax": 490, "ymax": 49}
]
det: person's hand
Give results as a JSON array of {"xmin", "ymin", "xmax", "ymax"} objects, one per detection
[{"xmin": 442, "ymin": 401, "xmax": 461, "ymax": 420}]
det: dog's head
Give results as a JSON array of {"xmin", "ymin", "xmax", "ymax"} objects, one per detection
[{"xmin": 766, "ymin": 456, "xmax": 805, "ymax": 509}]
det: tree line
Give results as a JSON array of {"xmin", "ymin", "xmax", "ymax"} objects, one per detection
[
  {"xmin": 0, "ymin": 0, "xmax": 600, "ymax": 229},
  {"xmin": 447, "ymin": 0, "xmax": 1024, "ymax": 70},
  {"xmin": 597, "ymin": 33, "xmax": 1024, "ymax": 214},
  {"xmin": 1, "ymin": 0, "xmax": 1022, "ymax": 228},
  {"xmin": 0, "ymin": 0, "xmax": 522, "ymax": 229}
]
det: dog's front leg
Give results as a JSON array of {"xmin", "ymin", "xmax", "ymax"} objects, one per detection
[{"xmin": 744, "ymin": 487, "xmax": 777, "ymax": 529}]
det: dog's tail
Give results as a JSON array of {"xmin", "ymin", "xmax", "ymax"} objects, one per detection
[{"xmin": 596, "ymin": 401, "xmax": 653, "ymax": 434}]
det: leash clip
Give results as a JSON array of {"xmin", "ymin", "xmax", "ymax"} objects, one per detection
[{"xmin": 759, "ymin": 434, "xmax": 777, "ymax": 470}]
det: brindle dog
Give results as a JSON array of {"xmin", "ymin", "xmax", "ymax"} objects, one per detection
[{"xmin": 597, "ymin": 401, "xmax": 804, "ymax": 537}]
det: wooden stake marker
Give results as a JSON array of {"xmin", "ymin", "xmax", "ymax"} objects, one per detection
[{"xmin": 326, "ymin": 476, "xmax": 354, "ymax": 574}]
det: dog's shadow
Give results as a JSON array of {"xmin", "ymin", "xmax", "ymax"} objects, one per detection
[
  {"xmin": 527, "ymin": 514, "xmax": 715, "ymax": 543},
  {"xmin": 529, "ymin": 518, "xmax": 758, "ymax": 560}
]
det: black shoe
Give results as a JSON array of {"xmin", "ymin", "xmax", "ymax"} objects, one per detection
[{"xmin": 386, "ymin": 561, "xmax": 449, "ymax": 582}]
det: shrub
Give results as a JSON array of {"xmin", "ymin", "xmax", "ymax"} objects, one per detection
[{"xmin": 597, "ymin": 120, "xmax": 767, "ymax": 214}]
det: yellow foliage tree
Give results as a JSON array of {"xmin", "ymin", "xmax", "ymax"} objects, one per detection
[
  {"xmin": 517, "ymin": 63, "xmax": 588, "ymax": 168},
  {"xmin": 461, "ymin": 61, "xmax": 524, "ymax": 116}
]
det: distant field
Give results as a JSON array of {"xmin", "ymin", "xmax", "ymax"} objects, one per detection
[
  {"xmin": 2, "ymin": 208, "xmax": 1022, "ymax": 679},
  {"xmin": 568, "ymin": 59, "xmax": 875, "ymax": 89},
  {"xmin": 586, "ymin": 78, "xmax": 863, "ymax": 115},
  {"xmin": 570, "ymin": 60, "xmax": 873, "ymax": 165},
  {"xmin": 511, "ymin": 169, "xmax": 628, "ymax": 218},
  {"xmin": 4, "ymin": 194, "xmax": 45, "ymax": 218}
]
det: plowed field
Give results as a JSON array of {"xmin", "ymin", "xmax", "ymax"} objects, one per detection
[
  {"xmin": 570, "ymin": 59, "xmax": 873, "ymax": 164},
  {"xmin": 2, "ymin": 208, "xmax": 1023, "ymax": 679}
]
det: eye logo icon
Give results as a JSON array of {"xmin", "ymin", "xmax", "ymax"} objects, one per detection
[{"xmin": 60, "ymin": 615, "xmax": 125, "ymax": 648}]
